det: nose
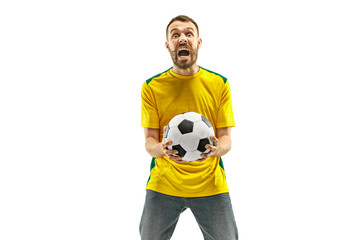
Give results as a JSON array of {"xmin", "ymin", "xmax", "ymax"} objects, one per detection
[{"xmin": 179, "ymin": 33, "xmax": 188, "ymax": 44}]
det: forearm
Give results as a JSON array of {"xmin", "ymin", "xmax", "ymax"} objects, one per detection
[
  {"xmin": 145, "ymin": 137, "xmax": 165, "ymax": 158},
  {"xmin": 216, "ymin": 134, "xmax": 231, "ymax": 157}
]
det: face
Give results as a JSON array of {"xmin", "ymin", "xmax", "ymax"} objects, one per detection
[{"xmin": 166, "ymin": 21, "xmax": 202, "ymax": 69}]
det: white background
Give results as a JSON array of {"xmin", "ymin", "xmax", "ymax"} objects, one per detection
[{"xmin": 1, "ymin": 0, "xmax": 359, "ymax": 239}]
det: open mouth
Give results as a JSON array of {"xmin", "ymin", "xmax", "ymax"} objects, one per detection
[{"xmin": 178, "ymin": 48, "xmax": 190, "ymax": 58}]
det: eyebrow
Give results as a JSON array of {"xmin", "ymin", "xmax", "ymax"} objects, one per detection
[{"xmin": 170, "ymin": 27, "xmax": 195, "ymax": 34}]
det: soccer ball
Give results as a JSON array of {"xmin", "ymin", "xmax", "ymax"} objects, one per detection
[{"xmin": 164, "ymin": 112, "xmax": 215, "ymax": 162}]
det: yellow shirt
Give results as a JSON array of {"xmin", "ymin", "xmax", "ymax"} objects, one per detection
[{"xmin": 141, "ymin": 67, "xmax": 235, "ymax": 197}]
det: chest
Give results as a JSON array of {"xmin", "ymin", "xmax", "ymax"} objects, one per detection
[{"xmin": 155, "ymin": 80, "xmax": 220, "ymax": 111}]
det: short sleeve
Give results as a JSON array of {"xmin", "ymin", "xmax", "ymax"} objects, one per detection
[
  {"xmin": 216, "ymin": 80, "xmax": 235, "ymax": 128},
  {"xmin": 141, "ymin": 82, "xmax": 160, "ymax": 128}
]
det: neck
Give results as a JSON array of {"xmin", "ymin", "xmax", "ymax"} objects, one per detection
[{"xmin": 172, "ymin": 64, "xmax": 200, "ymax": 76}]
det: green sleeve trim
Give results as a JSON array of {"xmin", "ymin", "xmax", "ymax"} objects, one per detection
[
  {"xmin": 145, "ymin": 67, "xmax": 172, "ymax": 85},
  {"xmin": 219, "ymin": 157, "xmax": 225, "ymax": 171},
  {"xmin": 147, "ymin": 157, "xmax": 156, "ymax": 184},
  {"xmin": 150, "ymin": 157, "xmax": 156, "ymax": 171},
  {"xmin": 199, "ymin": 66, "xmax": 228, "ymax": 83},
  {"xmin": 219, "ymin": 157, "xmax": 226, "ymax": 179}
]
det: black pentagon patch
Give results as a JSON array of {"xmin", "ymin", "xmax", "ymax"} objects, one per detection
[
  {"xmin": 172, "ymin": 144, "xmax": 186, "ymax": 157},
  {"xmin": 201, "ymin": 115, "xmax": 212, "ymax": 128},
  {"xmin": 178, "ymin": 119, "xmax": 194, "ymax": 134},
  {"xmin": 197, "ymin": 138, "xmax": 210, "ymax": 153}
]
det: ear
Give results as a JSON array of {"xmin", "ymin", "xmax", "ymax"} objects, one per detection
[
  {"xmin": 197, "ymin": 38, "xmax": 203, "ymax": 49},
  {"xmin": 165, "ymin": 41, "xmax": 170, "ymax": 52}
]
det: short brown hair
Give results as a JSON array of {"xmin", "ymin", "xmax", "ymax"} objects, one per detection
[{"xmin": 166, "ymin": 15, "xmax": 199, "ymax": 39}]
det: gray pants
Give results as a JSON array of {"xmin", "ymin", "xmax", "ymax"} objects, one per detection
[{"xmin": 140, "ymin": 190, "xmax": 238, "ymax": 240}]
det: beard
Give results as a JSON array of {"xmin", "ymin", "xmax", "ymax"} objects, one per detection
[{"xmin": 170, "ymin": 44, "xmax": 199, "ymax": 69}]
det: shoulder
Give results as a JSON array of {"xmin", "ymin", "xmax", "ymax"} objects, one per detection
[
  {"xmin": 145, "ymin": 67, "xmax": 173, "ymax": 85},
  {"xmin": 199, "ymin": 66, "xmax": 228, "ymax": 84}
]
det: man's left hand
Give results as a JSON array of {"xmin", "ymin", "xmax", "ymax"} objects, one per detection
[{"xmin": 197, "ymin": 135, "xmax": 219, "ymax": 162}]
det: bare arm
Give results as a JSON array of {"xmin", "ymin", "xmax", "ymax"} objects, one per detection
[
  {"xmin": 144, "ymin": 127, "xmax": 185, "ymax": 163},
  {"xmin": 144, "ymin": 128, "xmax": 164, "ymax": 158}
]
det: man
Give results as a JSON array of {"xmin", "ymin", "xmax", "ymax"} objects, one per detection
[{"xmin": 140, "ymin": 15, "xmax": 238, "ymax": 240}]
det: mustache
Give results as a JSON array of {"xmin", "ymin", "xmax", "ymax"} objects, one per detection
[{"xmin": 169, "ymin": 43, "xmax": 194, "ymax": 55}]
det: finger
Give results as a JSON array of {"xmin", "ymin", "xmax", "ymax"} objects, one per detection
[
  {"xmin": 210, "ymin": 135, "xmax": 218, "ymax": 145},
  {"xmin": 170, "ymin": 156, "xmax": 186, "ymax": 163},
  {"xmin": 164, "ymin": 149, "xmax": 178, "ymax": 156},
  {"xmin": 167, "ymin": 153, "xmax": 181, "ymax": 160},
  {"xmin": 173, "ymin": 159, "xmax": 187, "ymax": 164},
  {"xmin": 205, "ymin": 144, "xmax": 216, "ymax": 151},
  {"xmin": 161, "ymin": 140, "xmax": 172, "ymax": 148},
  {"xmin": 202, "ymin": 148, "xmax": 216, "ymax": 158},
  {"xmin": 196, "ymin": 157, "xmax": 207, "ymax": 162}
]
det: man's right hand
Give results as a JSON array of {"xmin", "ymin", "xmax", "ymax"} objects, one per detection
[
  {"xmin": 161, "ymin": 126, "xmax": 186, "ymax": 164},
  {"xmin": 144, "ymin": 127, "xmax": 187, "ymax": 164}
]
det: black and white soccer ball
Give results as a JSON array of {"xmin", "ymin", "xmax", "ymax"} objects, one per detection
[{"xmin": 164, "ymin": 112, "xmax": 215, "ymax": 162}]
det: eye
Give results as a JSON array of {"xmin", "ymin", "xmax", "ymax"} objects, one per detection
[
  {"xmin": 187, "ymin": 33, "xmax": 193, "ymax": 37},
  {"xmin": 172, "ymin": 33, "xmax": 179, "ymax": 38}
]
